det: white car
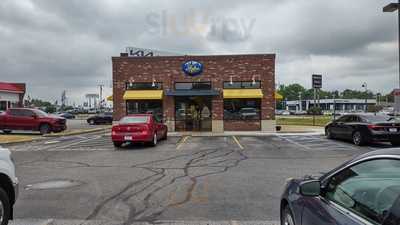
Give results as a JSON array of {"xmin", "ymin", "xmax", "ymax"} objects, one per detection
[{"xmin": 0, "ymin": 147, "xmax": 18, "ymax": 225}]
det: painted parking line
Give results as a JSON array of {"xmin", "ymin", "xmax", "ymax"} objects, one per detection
[
  {"xmin": 176, "ymin": 136, "xmax": 190, "ymax": 150},
  {"xmin": 232, "ymin": 136, "xmax": 244, "ymax": 150}
]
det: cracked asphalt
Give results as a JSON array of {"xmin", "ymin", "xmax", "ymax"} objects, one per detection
[{"xmin": 4, "ymin": 131, "xmax": 387, "ymax": 225}]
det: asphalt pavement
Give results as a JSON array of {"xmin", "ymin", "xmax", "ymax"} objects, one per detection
[{"xmin": 5, "ymin": 132, "xmax": 391, "ymax": 225}]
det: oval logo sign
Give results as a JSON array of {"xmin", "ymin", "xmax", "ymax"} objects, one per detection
[{"xmin": 182, "ymin": 60, "xmax": 203, "ymax": 76}]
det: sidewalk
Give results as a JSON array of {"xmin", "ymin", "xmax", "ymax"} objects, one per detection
[{"xmin": 168, "ymin": 125, "xmax": 324, "ymax": 137}]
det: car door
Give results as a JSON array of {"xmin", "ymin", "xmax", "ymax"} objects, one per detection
[
  {"xmin": 302, "ymin": 158, "xmax": 400, "ymax": 225},
  {"xmin": 6, "ymin": 109, "xmax": 24, "ymax": 130},
  {"xmin": 153, "ymin": 115, "xmax": 164, "ymax": 139},
  {"xmin": 341, "ymin": 116, "xmax": 359, "ymax": 140},
  {"xmin": 331, "ymin": 116, "xmax": 350, "ymax": 138},
  {"xmin": 19, "ymin": 109, "xmax": 38, "ymax": 130}
]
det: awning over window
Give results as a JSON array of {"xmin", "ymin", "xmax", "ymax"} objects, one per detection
[
  {"xmin": 223, "ymin": 89, "xmax": 263, "ymax": 99},
  {"xmin": 123, "ymin": 90, "xmax": 163, "ymax": 100},
  {"xmin": 165, "ymin": 90, "xmax": 219, "ymax": 96},
  {"xmin": 275, "ymin": 92, "xmax": 283, "ymax": 100},
  {"xmin": 107, "ymin": 95, "xmax": 113, "ymax": 101}
]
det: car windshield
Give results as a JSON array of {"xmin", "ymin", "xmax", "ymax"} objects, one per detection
[
  {"xmin": 119, "ymin": 116, "xmax": 149, "ymax": 124},
  {"xmin": 33, "ymin": 109, "xmax": 48, "ymax": 117}
]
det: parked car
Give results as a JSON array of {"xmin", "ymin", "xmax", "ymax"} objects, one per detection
[
  {"xmin": 325, "ymin": 114, "xmax": 400, "ymax": 146},
  {"xmin": 111, "ymin": 114, "xmax": 167, "ymax": 148},
  {"xmin": 87, "ymin": 112, "xmax": 113, "ymax": 125},
  {"xmin": 0, "ymin": 108, "xmax": 67, "ymax": 135},
  {"xmin": 281, "ymin": 148, "xmax": 400, "ymax": 225},
  {"xmin": 58, "ymin": 112, "xmax": 75, "ymax": 119},
  {"xmin": 0, "ymin": 146, "xmax": 19, "ymax": 225},
  {"xmin": 239, "ymin": 108, "xmax": 258, "ymax": 119}
]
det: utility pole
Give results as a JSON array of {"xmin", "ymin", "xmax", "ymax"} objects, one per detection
[
  {"xmin": 362, "ymin": 82, "xmax": 368, "ymax": 112},
  {"xmin": 298, "ymin": 92, "xmax": 302, "ymax": 112}
]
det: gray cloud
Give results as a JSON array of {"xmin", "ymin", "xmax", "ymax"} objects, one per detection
[{"xmin": 0, "ymin": 0, "xmax": 398, "ymax": 104}]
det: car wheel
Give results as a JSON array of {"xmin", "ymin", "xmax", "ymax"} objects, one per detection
[
  {"xmin": 39, "ymin": 124, "xmax": 51, "ymax": 135},
  {"xmin": 352, "ymin": 131, "xmax": 365, "ymax": 146},
  {"xmin": 281, "ymin": 206, "xmax": 295, "ymax": 225},
  {"xmin": 390, "ymin": 141, "xmax": 400, "ymax": 146},
  {"xmin": 149, "ymin": 133, "xmax": 157, "ymax": 146},
  {"xmin": 2, "ymin": 130, "xmax": 11, "ymax": 134},
  {"xmin": 89, "ymin": 120, "xmax": 95, "ymax": 125},
  {"xmin": 325, "ymin": 128, "xmax": 333, "ymax": 139},
  {"xmin": 113, "ymin": 141, "xmax": 123, "ymax": 148},
  {"xmin": 0, "ymin": 187, "xmax": 11, "ymax": 225}
]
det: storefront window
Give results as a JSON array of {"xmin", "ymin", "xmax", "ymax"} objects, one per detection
[
  {"xmin": 126, "ymin": 100, "xmax": 163, "ymax": 121},
  {"xmin": 126, "ymin": 82, "xmax": 162, "ymax": 90},
  {"xmin": 223, "ymin": 81, "xmax": 261, "ymax": 89},
  {"xmin": 175, "ymin": 82, "xmax": 211, "ymax": 90},
  {"xmin": 224, "ymin": 99, "xmax": 261, "ymax": 120}
]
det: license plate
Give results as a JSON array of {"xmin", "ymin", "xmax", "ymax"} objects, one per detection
[
  {"xmin": 124, "ymin": 136, "xmax": 133, "ymax": 141},
  {"xmin": 389, "ymin": 128, "xmax": 397, "ymax": 133}
]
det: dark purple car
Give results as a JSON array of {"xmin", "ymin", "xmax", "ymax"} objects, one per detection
[{"xmin": 281, "ymin": 149, "xmax": 400, "ymax": 225}]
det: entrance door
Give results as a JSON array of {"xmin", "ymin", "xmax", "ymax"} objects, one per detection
[{"xmin": 175, "ymin": 97, "xmax": 212, "ymax": 132}]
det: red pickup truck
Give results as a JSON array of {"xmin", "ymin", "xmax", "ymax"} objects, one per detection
[{"xmin": 0, "ymin": 108, "xmax": 67, "ymax": 135}]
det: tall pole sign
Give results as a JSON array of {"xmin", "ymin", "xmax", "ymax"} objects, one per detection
[{"xmin": 312, "ymin": 74, "xmax": 322, "ymax": 126}]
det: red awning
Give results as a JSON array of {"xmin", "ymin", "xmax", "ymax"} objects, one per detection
[{"xmin": 0, "ymin": 82, "xmax": 25, "ymax": 93}]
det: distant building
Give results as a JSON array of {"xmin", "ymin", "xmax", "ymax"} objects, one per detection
[
  {"xmin": 0, "ymin": 82, "xmax": 26, "ymax": 111},
  {"xmin": 286, "ymin": 99, "xmax": 377, "ymax": 112}
]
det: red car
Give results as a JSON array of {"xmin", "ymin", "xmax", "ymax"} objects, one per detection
[
  {"xmin": 0, "ymin": 108, "xmax": 67, "ymax": 135},
  {"xmin": 111, "ymin": 114, "xmax": 168, "ymax": 147}
]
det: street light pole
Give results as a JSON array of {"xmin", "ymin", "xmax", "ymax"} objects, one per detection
[
  {"xmin": 362, "ymin": 82, "xmax": 368, "ymax": 112},
  {"xmin": 384, "ymin": 1, "xmax": 400, "ymax": 113}
]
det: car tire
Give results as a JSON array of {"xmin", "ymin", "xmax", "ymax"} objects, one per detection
[
  {"xmin": 39, "ymin": 124, "xmax": 51, "ymax": 135},
  {"xmin": 281, "ymin": 206, "xmax": 295, "ymax": 225},
  {"xmin": 113, "ymin": 141, "xmax": 123, "ymax": 148},
  {"xmin": 352, "ymin": 131, "xmax": 365, "ymax": 146},
  {"xmin": 325, "ymin": 127, "xmax": 333, "ymax": 139},
  {"xmin": 390, "ymin": 141, "xmax": 400, "ymax": 146},
  {"xmin": 89, "ymin": 120, "xmax": 95, "ymax": 125},
  {"xmin": 0, "ymin": 187, "xmax": 11, "ymax": 225},
  {"xmin": 2, "ymin": 130, "xmax": 11, "ymax": 134},
  {"xmin": 149, "ymin": 133, "xmax": 157, "ymax": 147}
]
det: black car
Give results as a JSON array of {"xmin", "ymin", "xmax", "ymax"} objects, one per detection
[
  {"xmin": 58, "ymin": 112, "xmax": 75, "ymax": 119},
  {"xmin": 87, "ymin": 112, "xmax": 113, "ymax": 125},
  {"xmin": 281, "ymin": 148, "xmax": 400, "ymax": 225},
  {"xmin": 325, "ymin": 114, "xmax": 400, "ymax": 146}
]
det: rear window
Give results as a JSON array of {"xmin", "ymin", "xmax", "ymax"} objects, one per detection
[
  {"xmin": 119, "ymin": 116, "xmax": 149, "ymax": 124},
  {"xmin": 361, "ymin": 115, "xmax": 395, "ymax": 123}
]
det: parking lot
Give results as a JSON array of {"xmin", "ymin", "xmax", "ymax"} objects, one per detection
[{"xmin": 5, "ymin": 132, "xmax": 391, "ymax": 225}]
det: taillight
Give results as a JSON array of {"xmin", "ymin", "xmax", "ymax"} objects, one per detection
[{"xmin": 368, "ymin": 125, "xmax": 385, "ymax": 131}]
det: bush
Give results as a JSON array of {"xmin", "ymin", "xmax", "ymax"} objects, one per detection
[{"xmin": 307, "ymin": 107, "xmax": 323, "ymax": 115}]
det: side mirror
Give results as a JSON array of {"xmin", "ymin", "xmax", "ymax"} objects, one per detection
[
  {"xmin": 32, "ymin": 114, "xmax": 38, "ymax": 119},
  {"xmin": 300, "ymin": 180, "xmax": 321, "ymax": 197}
]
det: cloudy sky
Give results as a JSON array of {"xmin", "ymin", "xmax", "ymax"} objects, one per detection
[{"xmin": 0, "ymin": 0, "xmax": 398, "ymax": 105}]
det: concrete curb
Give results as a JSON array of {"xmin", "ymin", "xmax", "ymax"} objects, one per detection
[
  {"xmin": 0, "ymin": 136, "xmax": 45, "ymax": 145},
  {"xmin": 43, "ymin": 126, "xmax": 111, "ymax": 137}
]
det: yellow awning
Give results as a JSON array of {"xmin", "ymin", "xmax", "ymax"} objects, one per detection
[
  {"xmin": 275, "ymin": 92, "xmax": 283, "ymax": 100},
  {"xmin": 107, "ymin": 95, "xmax": 113, "ymax": 101},
  {"xmin": 123, "ymin": 90, "xmax": 163, "ymax": 100},
  {"xmin": 223, "ymin": 89, "xmax": 263, "ymax": 99}
]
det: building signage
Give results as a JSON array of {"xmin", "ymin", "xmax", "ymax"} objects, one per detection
[
  {"xmin": 182, "ymin": 60, "xmax": 203, "ymax": 76},
  {"xmin": 312, "ymin": 74, "xmax": 322, "ymax": 89}
]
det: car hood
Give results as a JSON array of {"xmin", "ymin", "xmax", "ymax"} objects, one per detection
[{"xmin": 47, "ymin": 115, "xmax": 65, "ymax": 120}]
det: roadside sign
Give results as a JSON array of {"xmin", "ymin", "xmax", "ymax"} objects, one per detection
[{"xmin": 312, "ymin": 74, "xmax": 322, "ymax": 89}]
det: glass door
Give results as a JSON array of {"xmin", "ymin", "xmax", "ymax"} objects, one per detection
[{"xmin": 175, "ymin": 97, "xmax": 212, "ymax": 132}]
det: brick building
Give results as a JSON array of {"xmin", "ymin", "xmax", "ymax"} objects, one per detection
[{"xmin": 112, "ymin": 53, "xmax": 276, "ymax": 132}]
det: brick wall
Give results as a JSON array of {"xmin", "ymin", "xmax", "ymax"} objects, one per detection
[
  {"xmin": 112, "ymin": 54, "xmax": 275, "ymax": 123},
  {"xmin": 224, "ymin": 120, "xmax": 261, "ymax": 131}
]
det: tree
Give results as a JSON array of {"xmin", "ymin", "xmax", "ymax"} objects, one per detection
[{"xmin": 277, "ymin": 84, "xmax": 306, "ymax": 101}]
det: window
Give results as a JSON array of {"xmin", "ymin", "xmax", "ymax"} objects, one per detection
[
  {"xmin": 223, "ymin": 81, "xmax": 261, "ymax": 89},
  {"xmin": 126, "ymin": 100, "xmax": 162, "ymax": 120},
  {"xmin": 175, "ymin": 82, "xmax": 211, "ymax": 90},
  {"xmin": 324, "ymin": 159, "xmax": 400, "ymax": 224},
  {"xmin": 126, "ymin": 82, "xmax": 162, "ymax": 90},
  {"xmin": 9, "ymin": 109, "xmax": 23, "ymax": 116},
  {"xmin": 119, "ymin": 116, "xmax": 149, "ymax": 124},
  {"xmin": 224, "ymin": 99, "xmax": 261, "ymax": 120}
]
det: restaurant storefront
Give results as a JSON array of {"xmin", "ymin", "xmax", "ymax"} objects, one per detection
[{"xmin": 112, "ymin": 53, "xmax": 276, "ymax": 132}]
